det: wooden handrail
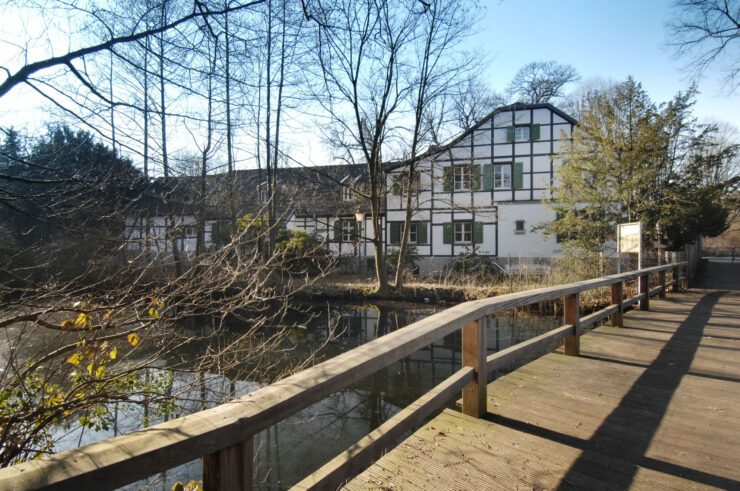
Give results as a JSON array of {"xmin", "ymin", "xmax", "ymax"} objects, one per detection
[{"xmin": 0, "ymin": 263, "xmax": 687, "ymax": 490}]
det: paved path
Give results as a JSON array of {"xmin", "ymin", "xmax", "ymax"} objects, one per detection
[{"xmin": 345, "ymin": 262, "xmax": 740, "ymax": 490}]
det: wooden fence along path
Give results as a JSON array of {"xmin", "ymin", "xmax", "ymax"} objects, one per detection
[
  {"xmin": 3, "ymin": 260, "xmax": 738, "ymax": 490},
  {"xmin": 345, "ymin": 262, "xmax": 740, "ymax": 490}
]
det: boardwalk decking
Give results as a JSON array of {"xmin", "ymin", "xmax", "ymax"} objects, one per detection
[{"xmin": 345, "ymin": 263, "xmax": 740, "ymax": 490}]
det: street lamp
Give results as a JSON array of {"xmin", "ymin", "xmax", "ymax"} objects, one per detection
[{"xmin": 355, "ymin": 211, "xmax": 365, "ymax": 275}]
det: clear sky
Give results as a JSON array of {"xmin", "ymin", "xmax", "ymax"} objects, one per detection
[
  {"xmin": 473, "ymin": 0, "xmax": 739, "ymax": 128},
  {"xmin": 1, "ymin": 0, "xmax": 737, "ymax": 168}
]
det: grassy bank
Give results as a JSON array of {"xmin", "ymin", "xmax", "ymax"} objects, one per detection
[{"xmin": 297, "ymin": 266, "xmax": 637, "ymax": 316}]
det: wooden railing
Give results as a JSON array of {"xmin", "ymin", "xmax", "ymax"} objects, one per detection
[{"xmin": 0, "ymin": 263, "xmax": 688, "ymax": 491}]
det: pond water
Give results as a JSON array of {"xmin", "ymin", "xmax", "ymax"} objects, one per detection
[{"xmin": 50, "ymin": 301, "xmax": 561, "ymax": 489}]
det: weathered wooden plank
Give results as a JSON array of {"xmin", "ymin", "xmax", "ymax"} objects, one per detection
[
  {"xmin": 564, "ymin": 293, "xmax": 580, "ymax": 356},
  {"xmin": 611, "ymin": 282, "xmax": 623, "ymax": 327},
  {"xmin": 461, "ymin": 320, "xmax": 486, "ymax": 417},
  {"xmin": 659, "ymin": 270, "xmax": 666, "ymax": 298},
  {"xmin": 640, "ymin": 274, "xmax": 650, "ymax": 310},
  {"xmin": 486, "ymin": 324, "xmax": 573, "ymax": 372},
  {"xmin": 580, "ymin": 304, "xmax": 619, "ymax": 331},
  {"xmin": 203, "ymin": 438, "xmax": 253, "ymax": 491},
  {"xmin": 292, "ymin": 367, "xmax": 473, "ymax": 490}
]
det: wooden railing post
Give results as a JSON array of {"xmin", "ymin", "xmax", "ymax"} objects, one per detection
[
  {"xmin": 611, "ymin": 282, "xmax": 623, "ymax": 328},
  {"xmin": 462, "ymin": 319, "xmax": 487, "ymax": 418},
  {"xmin": 563, "ymin": 294, "xmax": 580, "ymax": 356},
  {"xmin": 672, "ymin": 266, "xmax": 680, "ymax": 292},
  {"xmin": 203, "ymin": 438, "xmax": 253, "ymax": 491},
  {"xmin": 639, "ymin": 273, "xmax": 650, "ymax": 311},
  {"xmin": 658, "ymin": 269, "xmax": 666, "ymax": 299}
]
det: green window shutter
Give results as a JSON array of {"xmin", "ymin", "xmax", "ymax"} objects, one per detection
[
  {"xmin": 531, "ymin": 124, "xmax": 541, "ymax": 140},
  {"xmin": 353, "ymin": 220, "xmax": 360, "ymax": 240},
  {"xmin": 473, "ymin": 222, "xmax": 484, "ymax": 244},
  {"xmin": 414, "ymin": 171, "xmax": 421, "ymax": 193},
  {"xmin": 513, "ymin": 162, "xmax": 524, "ymax": 189},
  {"xmin": 391, "ymin": 177, "xmax": 401, "ymax": 195},
  {"xmin": 506, "ymin": 126, "xmax": 515, "ymax": 142},
  {"xmin": 390, "ymin": 222, "xmax": 401, "ymax": 245},
  {"xmin": 333, "ymin": 219, "xmax": 342, "ymax": 242},
  {"xmin": 417, "ymin": 222, "xmax": 428, "ymax": 244},
  {"xmin": 443, "ymin": 167, "xmax": 453, "ymax": 192},
  {"xmin": 443, "ymin": 223, "xmax": 453, "ymax": 244},
  {"xmin": 482, "ymin": 164, "xmax": 493, "ymax": 190},
  {"xmin": 472, "ymin": 164, "xmax": 481, "ymax": 190}
]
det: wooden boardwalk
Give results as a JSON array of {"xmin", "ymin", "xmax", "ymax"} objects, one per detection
[{"xmin": 345, "ymin": 263, "xmax": 740, "ymax": 490}]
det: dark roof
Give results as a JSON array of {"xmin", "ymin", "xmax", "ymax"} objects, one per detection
[
  {"xmin": 125, "ymin": 163, "xmax": 377, "ymax": 220},
  {"xmin": 385, "ymin": 102, "xmax": 578, "ymax": 172}
]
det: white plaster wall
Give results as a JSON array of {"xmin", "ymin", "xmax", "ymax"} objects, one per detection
[{"xmin": 496, "ymin": 203, "xmax": 559, "ymax": 258}]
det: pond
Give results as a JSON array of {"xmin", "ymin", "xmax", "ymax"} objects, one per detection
[{"xmin": 49, "ymin": 300, "xmax": 561, "ymax": 489}]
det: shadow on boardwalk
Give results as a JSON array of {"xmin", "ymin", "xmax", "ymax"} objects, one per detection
[{"xmin": 347, "ymin": 261, "xmax": 740, "ymax": 490}]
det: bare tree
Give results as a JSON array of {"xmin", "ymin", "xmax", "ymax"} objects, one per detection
[
  {"xmin": 303, "ymin": 0, "xmax": 418, "ymax": 294},
  {"xmin": 393, "ymin": 0, "xmax": 477, "ymax": 289},
  {"xmin": 669, "ymin": 0, "xmax": 740, "ymax": 92},
  {"xmin": 506, "ymin": 60, "xmax": 581, "ymax": 104},
  {"xmin": 452, "ymin": 75, "xmax": 507, "ymax": 132}
]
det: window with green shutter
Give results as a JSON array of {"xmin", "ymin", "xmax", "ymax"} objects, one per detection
[
  {"xmin": 353, "ymin": 221, "xmax": 360, "ymax": 240},
  {"xmin": 333, "ymin": 219, "xmax": 342, "ymax": 242},
  {"xmin": 513, "ymin": 162, "xmax": 524, "ymax": 189},
  {"xmin": 506, "ymin": 126, "xmax": 515, "ymax": 142},
  {"xmin": 473, "ymin": 222, "xmax": 484, "ymax": 244},
  {"xmin": 443, "ymin": 166, "xmax": 453, "ymax": 192},
  {"xmin": 443, "ymin": 222, "xmax": 453, "ymax": 244},
  {"xmin": 389, "ymin": 222, "xmax": 401, "ymax": 245},
  {"xmin": 416, "ymin": 222, "xmax": 428, "ymax": 244},
  {"xmin": 471, "ymin": 164, "xmax": 481, "ymax": 190},
  {"xmin": 482, "ymin": 164, "xmax": 493, "ymax": 190},
  {"xmin": 531, "ymin": 124, "xmax": 541, "ymax": 140}
]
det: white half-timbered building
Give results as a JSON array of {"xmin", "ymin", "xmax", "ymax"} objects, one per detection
[{"xmin": 385, "ymin": 103, "xmax": 576, "ymax": 273}]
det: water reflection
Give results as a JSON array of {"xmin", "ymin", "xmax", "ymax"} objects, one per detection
[{"xmin": 51, "ymin": 301, "xmax": 560, "ymax": 489}]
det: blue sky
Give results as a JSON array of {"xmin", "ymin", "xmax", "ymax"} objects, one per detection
[{"xmin": 473, "ymin": 0, "xmax": 739, "ymax": 127}]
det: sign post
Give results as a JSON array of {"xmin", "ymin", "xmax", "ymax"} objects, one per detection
[{"xmin": 618, "ymin": 222, "xmax": 642, "ymax": 272}]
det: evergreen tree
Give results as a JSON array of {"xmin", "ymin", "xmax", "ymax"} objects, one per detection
[{"xmin": 545, "ymin": 77, "xmax": 737, "ymax": 256}]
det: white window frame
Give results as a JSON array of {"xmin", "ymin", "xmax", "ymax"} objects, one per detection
[
  {"xmin": 454, "ymin": 221, "xmax": 472, "ymax": 244},
  {"xmin": 514, "ymin": 125, "xmax": 530, "ymax": 141},
  {"xmin": 494, "ymin": 164, "xmax": 512, "ymax": 189},
  {"xmin": 408, "ymin": 222, "xmax": 418, "ymax": 244},
  {"xmin": 453, "ymin": 165, "xmax": 471, "ymax": 190},
  {"xmin": 341, "ymin": 220, "xmax": 355, "ymax": 242},
  {"xmin": 342, "ymin": 185, "xmax": 353, "ymax": 201}
]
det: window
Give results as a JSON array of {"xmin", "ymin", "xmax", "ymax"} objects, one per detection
[
  {"xmin": 342, "ymin": 186, "xmax": 353, "ymax": 201},
  {"xmin": 453, "ymin": 165, "xmax": 471, "ymax": 190},
  {"xmin": 342, "ymin": 220, "xmax": 355, "ymax": 242},
  {"xmin": 389, "ymin": 221, "xmax": 427, "ymax": 245},
  {"xmin": 183, "ymin": 226, "xmax": 196, "ymax": 239},
  {"xmin": 506, "ymin": 124, "xmax": 540, "ymax": 142},
  {"xmin": 259, "ymin": 186, "xmax": 268, "ymax": 204},
  {"xmin": 515, "ymin": 220, "xmax": 525, "ymax": 234},
  {"xmin": 514, "ymin": 126, "xmax": 530, "ymax": 141},
  {"xmin": 454, "ymin": 221, "xmax": 472, "ymax": 243},
  {"xmin": 408, "ymin": 223, "xmax": 418, "ymax": 244},
  {"xmin": 494, "ymin": 164, "xmax": 511, "ymax": 189}
]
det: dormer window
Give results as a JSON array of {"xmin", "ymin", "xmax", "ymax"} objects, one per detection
[
  {"xmin": 259, "ymin": 187, "xmax": 268, "ymax": 204},
  {"xmin": 342, "ymin": 185, "xmax": 353, "ymax": 201}
]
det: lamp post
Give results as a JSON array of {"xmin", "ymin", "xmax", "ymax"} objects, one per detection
[{"xmin": 355, "ymin": 211, "xmax": 365, "ymax": 275}]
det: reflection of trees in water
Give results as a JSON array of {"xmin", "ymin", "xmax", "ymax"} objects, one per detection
[{"xmin": 65, "ymin": 302, "xmax": 559, "ymax": 489}]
